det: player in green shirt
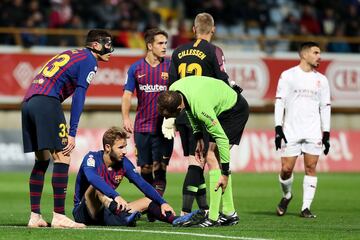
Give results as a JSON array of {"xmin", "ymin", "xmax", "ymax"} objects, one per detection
[{"xmin": 158, "ymin": 75, "xmax": 249, "ymax": 227}]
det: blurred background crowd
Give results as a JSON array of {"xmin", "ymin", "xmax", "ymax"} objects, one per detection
[{"xmin": 0, "ymin": 0, "xmax": 359, "ymax": 52}]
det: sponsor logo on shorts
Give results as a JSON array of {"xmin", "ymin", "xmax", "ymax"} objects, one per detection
[{"xmin": 61, "ymin": 137, "xmax": 68, "ymax": 146}]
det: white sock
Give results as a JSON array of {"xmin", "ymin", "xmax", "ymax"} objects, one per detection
[
  {"xmin": 279, "ymin": 174, "xmax": 293, "ymax": 199},
  {"xmin": 302, "ymin": 175, "xmax": 318, "ymax": 211}
]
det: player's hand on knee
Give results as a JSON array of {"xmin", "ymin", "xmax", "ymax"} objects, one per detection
[
  {"xmin": 195, "ymin": 139, "xmax": 205, "ymax": 161},
  {"xmin": 322, "ymin": 131, "xmax": 330, "ymax": 155},
  {"xmin": 63, "ymin": 136, "xmax": 76, "ymax": 156},
  {"xmin": 275, "ymin": 126, "xmax": 287, "ymax": 150},
  {"xmin": 162, "ymin": 117, "xmax": 176, "ymax": 139},
  {"xmin": 109, "ymin": 200, "xmax": 128, "ymax": 215}
]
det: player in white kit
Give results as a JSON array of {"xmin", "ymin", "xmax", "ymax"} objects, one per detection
[{"xmin": 274, "ymin": 42, "xmax": 331, "ymax": 218}]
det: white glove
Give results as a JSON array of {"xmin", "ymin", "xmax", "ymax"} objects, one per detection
[{"xmin": 162, "ymin": 117, "xmax": 176, "ymax": 139}]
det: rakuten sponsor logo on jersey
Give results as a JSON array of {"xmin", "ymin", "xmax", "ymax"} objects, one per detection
[{"xmin": 138, "ymin": 84, "xmax": 167, "ymax": 92}]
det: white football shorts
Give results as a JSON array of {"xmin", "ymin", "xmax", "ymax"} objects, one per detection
[{"xmin": 281, "ymin": 138, "xmax": 323, "ymax": 157}]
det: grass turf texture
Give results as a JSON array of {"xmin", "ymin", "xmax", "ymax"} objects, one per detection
[{"xmin": 0, "ymin": 172, "xmax": 359, "ymax": 240}]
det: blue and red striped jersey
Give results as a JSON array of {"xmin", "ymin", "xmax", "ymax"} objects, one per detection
[
  {"xmin": 24, "ymin": 48, "xmax": 97, "ymax": 102},
  {"xmin": 73, "ymin": 150, "xmax": 166, "ymax": 207},
  {"xmin": 124, "ymin": 58, "xmax": 170, "ymax": 133},
  {"xmin": 23, "ymin": 48, "xmax": 98, "ymax": 137}
]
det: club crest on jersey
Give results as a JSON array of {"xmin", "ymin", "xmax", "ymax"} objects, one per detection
[
  {"xmin": 86, "ymin": 71, "xmax": 96, "ymax": 84},
  {"xmin": 114, "ymin": 175, "xmax": 123, "ymax": 183},
  {"xmin": 161, "ymin": 72, "xmax": 168, "ymax": 80},
  {"xmin": 87, "ymin": 155, "xmax": 95, "ymax": 167}
]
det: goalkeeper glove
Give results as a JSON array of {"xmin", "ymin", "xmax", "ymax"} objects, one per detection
[
  {"xmin": 162, "ymin": 117, "xmax": 176, "ymax": 139},
  {"xmin": 322, "ymin": 131, "xmax": 330, "ymax": 155},
  {"xmin": 275, "ymin": 126, "xmax": 287, "ymax": 150}
]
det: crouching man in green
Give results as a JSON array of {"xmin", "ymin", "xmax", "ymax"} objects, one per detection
[{"xmin": 157, "ymin": 76, "xmax": 249, "ymax": 227}]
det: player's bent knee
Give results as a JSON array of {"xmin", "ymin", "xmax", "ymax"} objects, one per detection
[
  {"xmin": 141, "ymin": 165, "xmax": 153, "ymax": 174},
  {"xmin": 52, "ymin": 151, "xmax": 71, "ymax": 164},
  {"xmin": 35, "ymin": 150, "xmax": 51, "ymax": 161},
  {"xmin": 160, "ymin": 162, "xmax": 168, "ymax": 170},
  {"xmin": 281, "ymin": 169, "xmax": 293, "ymax": 179},
  {"xmin": 188, "ymin": 156, "xmax": 204, "ymax": 167}
]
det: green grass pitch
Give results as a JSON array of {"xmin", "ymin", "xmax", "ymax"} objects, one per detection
[{"xmin": 0, "ymin": 172, "xmax": 359, "ymax": 240}]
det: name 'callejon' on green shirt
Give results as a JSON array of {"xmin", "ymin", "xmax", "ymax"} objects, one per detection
[{"xmin": 170, "ymin": 75, "xmax": 238, "ymax": 164}]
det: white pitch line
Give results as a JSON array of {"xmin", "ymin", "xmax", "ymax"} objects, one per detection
[
  {"xmin": 85, "ymin": 227, "xmax": 273, "ymax": 240},
  {"xmin": 0, "ymin": 226, "xmax": 272, "ymax": 240}
]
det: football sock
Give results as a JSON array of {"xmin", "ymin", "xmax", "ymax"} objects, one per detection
[
  {"xmin": 52, "ymin": 162, "xmax": 69, "ymax": 214},
  {"xmin": 154, "ymin": 168, "xmax": 166, "ymax": 196},
  {"xmin": 279, "ymin": 174, "xmax": 294, "ymax": 199},
  {"xmin": 147, "ymin": 201, "xmax": 175, "ymax": 223},
  {"xmin": 182, "ymin": 165, "xmax": 201, "ymax": 212},
  {"xmin": 221, "ymin": 175, "xmax": 235, "ymax": 215},
  {"xmin": 196, "ymin": 188, "xmax": 209, "ymax": 211},
  {"xmin": 182, "ymin": 194, "xmax": 196, "ymax": 213},
  {"xmin": 29, "ymin": 160, "xmax": 50, "ymax": 214},
  {"xmin": 141, "ymin": 172, "xmax": 154, "ymax": 186},
  {"xmin": 196, "ymin": 169, "xmax": 209, "ymax": 210},
  {"xmin": 208, "ymin": 169, "xmax": 222, "ymax": 221},
  {"xmin": 302, "ymin": 175, "xmax": 318, "ymax": 211}
]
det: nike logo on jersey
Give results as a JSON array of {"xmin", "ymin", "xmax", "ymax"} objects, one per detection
[{"xmin": 137, "ymin": 74, "xmax": 146, "ymax": 78}]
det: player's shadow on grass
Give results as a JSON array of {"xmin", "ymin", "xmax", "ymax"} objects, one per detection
[{"xmin": 245, "ymin": 211, "xmax": 299, "ymax": 217}]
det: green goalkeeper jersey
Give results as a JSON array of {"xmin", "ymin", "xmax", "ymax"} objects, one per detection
[{"xmin": 169, "ymin": 75, "xmax": 238, "ymax": 164}]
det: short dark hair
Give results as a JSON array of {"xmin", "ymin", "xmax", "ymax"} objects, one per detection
[
  {"xmin": 157, "ymin": 91, "xmax": 182, "ymax": 118},
  {"xmin": 86, "ymin": 29, "xmax": 112, "ymax": 46},
  {"xmin": 102, "ymin": 126, "xmax": 128, "ymax": 149},
  {"xmin": 144, "ymin": 28, "xmax": 168, "ymax": 50},
  {"xmin": 298, "ymin": 41, "xmax": 320, "ymax": 53}
]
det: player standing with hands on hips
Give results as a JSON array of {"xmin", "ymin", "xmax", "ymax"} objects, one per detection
[
  {"xmin": 274, "ymin": 42, "xmax": 331, "ymax": 218},
  {"xmin": 22, "ymin": 29, "xmax": 114, "ymax": 228}
]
